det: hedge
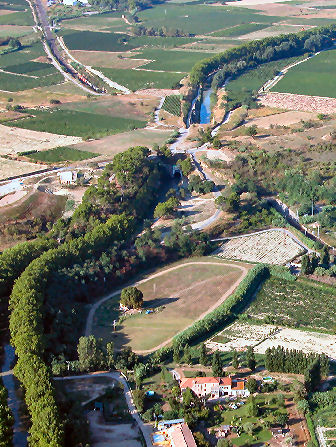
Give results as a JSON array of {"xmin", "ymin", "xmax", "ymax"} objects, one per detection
[
  {"xmin": 306, "ymin": 411, "xmax": 318, "ymax": 447},
  {"xmin": 0, "ymin": 238, "xmax": 57, "ymax": 299},
  {"xmin": 9, "ymin": 213, "xmax": 134, "ymax": 447}
]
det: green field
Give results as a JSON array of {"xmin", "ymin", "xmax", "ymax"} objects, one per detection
[
  {"xmin": 0, "ymin": 10, "xmax": 33, "ymax": 26},
  {"xmin": 0, "ymin": 71, "xmax": 64, "ymax": 91},
  {"xmin": 5, "ymin": 61, "xmax": 57, "ymax": 76},
  {"xmin": 211, "ymin": 22, "xmax": 269, "ymax": 38},
  {"xmin": 26, "ymin": 146, "xmax": 99, "ymax": 163},
  {"xmin": 272, "ymin": 49, "xmax": 336, "ymax": 98},
  {"xmin": 131, "ymin": 49, "xmax": 210, "ymax": 72},
  {"xmin": 7, "ymin": 109, "xmax": 147, "ymax": 138},
  {"xmin": 97, "ymin": 67, "xmax": 183, "ymax": 91},
  {"xmin": 136, "ymin": 4, "xmax": 277, "ymax": 35},
  {"xmin": 247, "ymin": 277, "xmax": 336, "ymax": 331},
  {"xmin": 162, "ymin": 95, "xmax": 181, "ymax": 116},
  {"xmin": 92, "ymin": 258, "xmax": 245, "ymax": 351},
  {"xmin": 61, "ymin": 30, "xmax": 138, "ymax": 51},
  {"xmin": 0, "ymin": 42, "xmax": 45, "ymax": 68},
  {"xmin": 0, "ymin": 25, "xmax": 32, "ymax": 38}
]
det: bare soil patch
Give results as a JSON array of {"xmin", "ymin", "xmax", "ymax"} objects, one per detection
[
  {"xmin": 88, "ymin": 413, "xmax": 141, "ymax": 447},
  {"xmin": 0, "ymin": 158, "xmax": 47, "ymax": 180},
  {"xmin": 0, "ymin": 189, "xmax": 27, "ymax": 207},
  {"xmin": 246, "ymin": 111, "xmax": 315, "ymax": 129},
  {"xmin": 0, "ymin": 124, "xmax": 82, "ymax": 155},
  {"xmin": 259, "ymin": 92, "xmax": 336, "ymax": 114},
  {"xmin": 71, "ymin": 50, "xmax": 148, "ymax": 69},
  {"xmin": 0, "ymin": 10, "xmax": 16, "ymax": 16}
]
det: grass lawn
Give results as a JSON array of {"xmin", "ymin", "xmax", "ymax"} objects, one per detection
[
  {"xmin": 96, "ymin": 67, "xmax": 183, "ymax": 91},
  {"xmin": 273, "ymin": 49, "xmax": 336, "ymax": 98},
  {"xmin": 131, "ymin": 49, "xmax": 210, "ymax": 73},
  {"xmin": 7, "ymin": 109, "xmax": 146, "ymax": 138},
  {"xmin": 26, "ymin": 146, "xmax": 99, "ymax": 163},
  {"xmin": 248, "ymin": 277, "xmax": 336, "ymax": 331},
  {"xmin": 136, "ymin": 4, "xmax": 277, "ymax": 35},
  {"xmin": 92, "ymin": 258, "xmax": 246, "ymax": 351}
]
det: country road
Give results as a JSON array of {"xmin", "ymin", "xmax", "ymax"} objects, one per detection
[
  {"xmin": 55, "ymin": 371, "xmax": 153, "ymax": 447},
  {"xmin": 85, "ymin": 261, "xmax": 248, "ymax": 354}
]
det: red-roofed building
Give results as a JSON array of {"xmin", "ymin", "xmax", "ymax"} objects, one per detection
[
  {"xmin": 180, "ymin": 376, "xmax": 249, "ymax": 400},
  {"xmin": 168, "ymin": 423, "xmax": 197, "ymax": 447}
]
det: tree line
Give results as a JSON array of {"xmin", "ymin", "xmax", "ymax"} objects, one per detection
[
  {"xmin": 190, "ymin": 24, "xmax": 336, "ymax": 87},
  {"xmin": 0, "ymin": 381, "xmax": 13, "ymax": 447}
]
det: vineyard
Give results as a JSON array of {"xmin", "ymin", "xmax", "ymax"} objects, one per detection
[
  {"xmin": 162, "ymin": 95, "xmax": 181, "ymax": 116},
  {"xmin": 249, "ymin": 277, "xmax": 336, "ymax": 331},
  {"xmin": 217, "ymin": 230, "xmax": 305, "ymax": 265}
]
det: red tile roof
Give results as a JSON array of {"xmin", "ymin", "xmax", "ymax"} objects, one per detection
[
  {"xmin": 180, "ymin": 377, "xmax": 220, "ymax": 388},
  {"xmin": 169, "ymin": 423, "xmax": 197, "ymax": 447}
]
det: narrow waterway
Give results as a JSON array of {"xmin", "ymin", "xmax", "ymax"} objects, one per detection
[
  {"xmin": 199, "ymin": 88, "xmax": 213, "ymax": 124},
  {"xmin": 1, "ymin": 344, "xmax": 27, "ymax": 447}
]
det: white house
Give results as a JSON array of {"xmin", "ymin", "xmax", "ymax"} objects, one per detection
[
  {"xmin": 58, "ymin": 171, "xmax": 77, "ymax": 185},
  {"xmin": 180, "ymin": 376, "xmax": 250, "ymax": 400},
  {"xmin": 63, "ymin": 0, "xmax": 89, "ymax": 6}
]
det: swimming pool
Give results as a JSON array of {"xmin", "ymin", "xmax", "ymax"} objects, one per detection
[{"xmin": 152, "ymin": 433, "xmax": 165, "ymax": 443}]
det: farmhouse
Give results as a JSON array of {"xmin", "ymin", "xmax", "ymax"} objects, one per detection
[
  {"xmin": 58, "ymin": 171, "xmax": 77, "ymax": 185},
  {"xmin": 180, "ymin": 376, "xmax": 249, "ymax": 399},
  {"xmin": 168, "ymin": 423, "xmax": 197, "ymax": 447}
]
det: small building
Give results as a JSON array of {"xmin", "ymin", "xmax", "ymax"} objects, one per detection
[
  {"xmin": 180, "ymin": 376, "xmax": 250, "ymax": 400},
  {"xmin": 271, "ymin": 426, "xmax": 286, "ymax": 436},
  {"xmin": 168, "ymin": 423, "xmax": 197, "ymax": 447},
  {"xmin": 158, "ymin": 418, "xmax": 185, "ymax": 432},
  {"xmin": 58, "ymin": 171, "xmax": 77, "ymax": 185}
]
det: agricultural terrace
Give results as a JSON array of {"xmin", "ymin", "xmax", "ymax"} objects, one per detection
[
  {"xmin": 207, "ymin": 322, "xmax": 336, "ymax": 360},
  {"xmin": 272, "ymin": 49, "xmax": 336, "ymax": 98},
  {"xmin": 5, "ymin": 108, "xmax": 147, "ymax": 138},
  {"xmin": 217, "ymin": 230, "xmax": 305, "ymax": 265},
  {"xmin": 248, "ymin": 277, "xmax": 336, "ymax": 331},
  {"xmin": 92, "ymin": 258, "xmax": 251, "ymax": 352},
  {"xmin": 162, "ymin": 95, "xmax": 181, "ymax": 116}
]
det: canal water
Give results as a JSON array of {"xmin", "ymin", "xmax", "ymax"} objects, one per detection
[
  {"xmin": 1, "ymin": 344, "xmax": 27, "ymax": 447},
  {"xmin": 199, "ymin": 88, "xmax": 213, "ymax": 124}
]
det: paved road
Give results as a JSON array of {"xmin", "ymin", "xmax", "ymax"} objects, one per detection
[
  {"xmin": 55, "ymin": 371, "xmax": 153, "ymax": 447},
  {"xmin": 85, "ymin": 261, "xmax": 248, "ymax": 354}
]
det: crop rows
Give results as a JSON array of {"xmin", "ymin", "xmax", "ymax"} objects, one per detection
[{"xmin": 162, "ymin": 95, "xmax": 181, "ymax": 116}]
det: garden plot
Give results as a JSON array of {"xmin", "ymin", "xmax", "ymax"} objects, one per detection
[
  {"xmin": 207, "ymin": 322, "xmax": 336, "ymax": 360},
  {"xmin": 217, "ymin": 230, "xmax": 305, "ymax": 264}
]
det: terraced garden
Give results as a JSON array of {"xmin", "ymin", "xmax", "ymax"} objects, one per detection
[{"xmin": 217, "ymin": 230, "xmax": 305, "ymax": 265}]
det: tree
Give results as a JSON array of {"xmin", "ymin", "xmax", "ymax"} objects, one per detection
[
  {"xmin": 246, "ymin": 125, "xmax": 257, "ymax": 137},
  {"xmin": 0, "ymin": 384, "xmax": 13, "ymax": 447},
  {"xmin": 320, "ymin": 245, "xmax": 330, "ymax": 267},
  {"xmin": 154, "ymin": 196, "xmax": 180, "ymax": 219},
  {"xmin": 106, "ymin": 341, "xmax": 114, "ymax": 369},
  {"xmin": 178, "ymin": 158, "xmax": 193, "ymax": 176},
  {"xmin": 217, "ymin": 440, "xmax": 233, "ymax": 447},
  {"xmin": 246, "ymin": 346, "xmax": 256, "ymax": 372},
  {"xmin": 212, "ymin": 351, "xmax": 222, "ymax": 377},
  {"xmin": 226, "ymin": 192, "xmax": 240, "ymax": 212},
  {"xmin": 232, "ymin": 350, "xmax": 239, "ymax": 369},
  {"xmin": 297, "ymin": 399, "xmax": 309, "ymax": 415},
  {"xmin": 199, "ymin": 343, "xmax": 208, "ymax": 366},
  {"xmin": 77, "ymin": 335, "xmax": 104, "ymax": 372},
  {"xmin": 173, "ymin": 345, "xmax": 181, "ymax": 364},
  {"xmin": 243, "ymin": 422, "xmax": 254, "ymax": 436},
  {"xmin": 248, "ymin": 395, "xmax": 259, "ymax": 417},
  {"xmin": 133, "ymin": 389, "xmax": 146, "ymax": 413},
  {"xmin": 193, "ymin": 432, "xmax": 210, "ymax": 447},
  {"xmin": 276, "ymin": 413, "xmax": 289, "ymax": 427},
  {"xmin": 183, "ymin": 344, "xmax": 192, "ymax": 365},
  {"xmin": 301, "ymin": 254, "xmax": 311, "ymax": 275},
  {"xmin": 246, "ymin": 378, "xmax": 258, "ymax": 394},
  {"xmin": 120, "ymin": 286, "xmax": 143, "ymax": 309}
]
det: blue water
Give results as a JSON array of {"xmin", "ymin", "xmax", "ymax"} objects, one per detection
[
  {"xmin": 153, "ymin": 433, "xmax": 165, "ymax": 443},
  {"xmin": 200, "ymin": 88, "xmax": 213, "ymax": 124},
  {"xmin": 2, "ymin": 345, "xmax": 28, "ymax": 447}
]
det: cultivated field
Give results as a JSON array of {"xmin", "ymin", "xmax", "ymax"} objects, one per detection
[
  {"xmin": 0, "ymin": 158, "xmax": 47, "ymax": 180},
  {"xmin": 92, "ymin": 258, "xmax": 250, "ymax": 352},
  {"xmin": 217, "ymin": 230, "xmax": 305, "ymax": 265},
  {"xmin": 260, "ymin": 91, "xmax": 336, "ymax": 114},
  {"xmin": 273, "ymin": 49, "xmax": 336, "ymax": 98},
  {"xmin": 248, "ymin": 277, "xmax": 336, "ymax": 331},
  {"xmin": 207, "ymin": 321, "xmax": 336, "ymax": 360},
  {"xmin": 27, "ymin": 146, "xmax": 98, "ymax": 163}
]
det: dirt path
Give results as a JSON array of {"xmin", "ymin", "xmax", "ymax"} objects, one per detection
[
  {"xmin": 85, "ymin": 261, "xmax": 248, "ymax": 354},
  {"xmin": 285, "ymin": 398, "xmax": 310, "ymax": 447}
]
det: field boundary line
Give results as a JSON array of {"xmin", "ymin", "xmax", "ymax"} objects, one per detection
[{"xmin": 57, "ymin": 36, "xmax": 131, "ymax": 94}]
